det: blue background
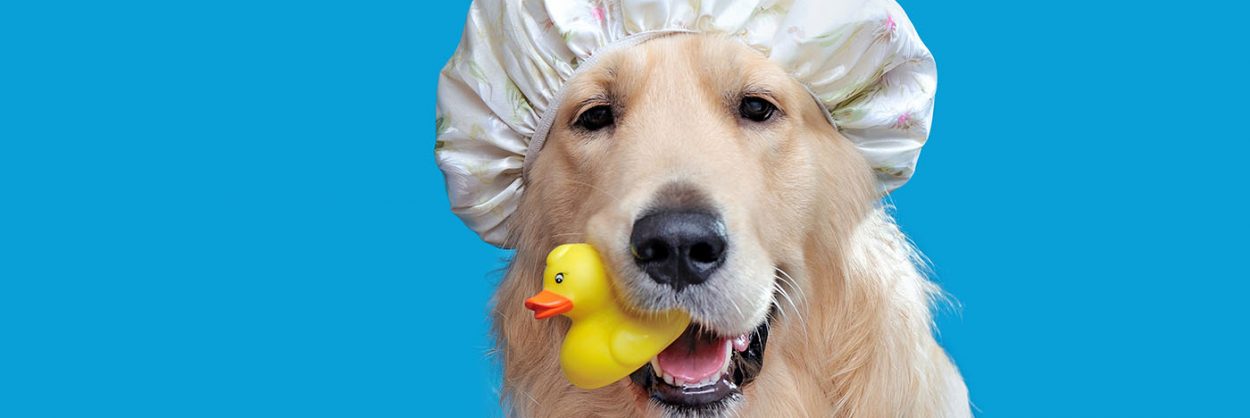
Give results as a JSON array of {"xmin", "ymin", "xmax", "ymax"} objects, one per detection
[{"xmin": 2, "ymin": 1, "xmax": 1247, "ymax": 416}]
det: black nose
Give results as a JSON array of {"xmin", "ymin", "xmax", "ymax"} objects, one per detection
[{"xmin": 630, "ymin": 210, "xmax": 728, "ymax": 291}]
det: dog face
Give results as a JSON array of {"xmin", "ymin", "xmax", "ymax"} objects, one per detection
[
  {"xmin": 550, "ymin": 34, "xmax": 823, "ymax": 334},
  {"xmin": 522, "ymin": 34, "xmax": 878, "ymax": 414}
]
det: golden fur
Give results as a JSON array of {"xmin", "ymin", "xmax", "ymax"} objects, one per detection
[{"xmin": 491, "ymin": 34, "xmax": 969, "ymax": 417}]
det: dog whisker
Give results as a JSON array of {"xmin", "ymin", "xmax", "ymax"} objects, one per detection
[
  {"xmin": 771, "ymin": 280, "xmax": 796, "ymax": 318},
  {"xmin": 728, "ymin": 291, "xmax": 746, "ymax": 320},
  {"xmin": 769, "ymin": 294, "xmax": 791, "ymax": 323},
  {"xmin": 775, "ymin": 268, "xmax": 807, "ymax": 306},
  {"xmin": 775, "ymin": 270, "xmax": 810, "ymax": 331},
  {"xmin": 773, "ymin": 269, "xmax": 806, "ymax": 316},
  {"xmin": 772, "ymin": 278, "xmax": 808, "ymax": 333}
]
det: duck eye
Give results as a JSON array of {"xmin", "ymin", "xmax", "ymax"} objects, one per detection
[
  {"xmin": 574, "ymin": 105, "xmax": 614, "ymax": 131},
  {"xmin": 739, "ymin": 96, "xmax": 776, "ymax": 122},
  {"xmin": 554, "ymin": 273, "xmax": 564, "ymax": 284}
]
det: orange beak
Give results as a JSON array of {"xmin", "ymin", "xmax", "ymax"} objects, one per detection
[{"xmin": 524, "ymin": 290, "xmax": 573, "ymax": 319}]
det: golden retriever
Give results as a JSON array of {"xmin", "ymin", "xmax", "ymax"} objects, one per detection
[{"xmin": 491, "ymin": 34, "xmax": 969, "ymax": 417}]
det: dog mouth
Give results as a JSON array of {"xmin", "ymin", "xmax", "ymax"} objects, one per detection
[{"xmin": 629, "ymin": 318, "xmax": 770, "ymax": 412}]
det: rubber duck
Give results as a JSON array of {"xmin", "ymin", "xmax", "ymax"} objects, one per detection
[{"xmin": 524, "ymin": 243, "xmax": 691, "ymax": 389}]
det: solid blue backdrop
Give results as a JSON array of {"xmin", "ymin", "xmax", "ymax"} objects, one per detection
[{"xmin": 2, "ymin": 1, "xmax": 1246, "ymax": 417}]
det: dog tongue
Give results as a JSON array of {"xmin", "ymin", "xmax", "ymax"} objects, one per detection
[{"xmin": 656, "ymin": 328, "xmax": 728, "ymax": 383}]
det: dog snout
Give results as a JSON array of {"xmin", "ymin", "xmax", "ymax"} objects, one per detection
[{"xmin": 629, "ymin": 210, "xmax": 728, "ymax": 291}]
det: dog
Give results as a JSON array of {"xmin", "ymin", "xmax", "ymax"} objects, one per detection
[{"xmin": 489, "ymin": 34, "xmax": 969, "ymax": 417}]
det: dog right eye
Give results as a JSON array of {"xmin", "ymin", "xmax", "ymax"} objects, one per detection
[
  {"xmin": 574, "ymin": 105, "xmax": 614, "ymax": 131},
  {"xmin": 739, "ymin": 96, "xmax": 777, "ymax": 122}
]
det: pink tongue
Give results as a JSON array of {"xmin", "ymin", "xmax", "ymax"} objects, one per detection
[{"xmin": 656, "ymin": 330, "xmax": 728, "ymax": 382}]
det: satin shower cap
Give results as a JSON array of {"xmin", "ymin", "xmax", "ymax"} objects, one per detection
[{"xmin": 435, "ymin": 0, "xmax": 937, "ymax": 247}]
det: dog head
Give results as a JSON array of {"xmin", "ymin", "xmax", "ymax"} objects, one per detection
[{"xmin": 519, "ymin": 34, "xmax": 879, "ymax": 414}]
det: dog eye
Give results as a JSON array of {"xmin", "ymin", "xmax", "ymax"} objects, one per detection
[
  {"xmin": 554, "ymin": 273, "xmax": 564, "ymax": 284},
  {"xmin": 574, "ymin": 105, "xmax": 614, "ymax": 131},
  {"xmin": 739, "ymin": 97, "xmax": 776, "ymax": 122}
]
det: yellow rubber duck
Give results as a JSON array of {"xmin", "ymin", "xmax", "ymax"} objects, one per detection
[{"xmin": 524, "ymin": 243, "xmax": 691, "ymax": 389}]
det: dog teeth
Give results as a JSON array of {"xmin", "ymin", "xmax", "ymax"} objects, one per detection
[
  {"xmin": 650, "ymin": 341, "xmax": 736, "ymax": 388},
  {"xmin": 733, "ymin": 334, "xmax": 750, "ymax": 352}
]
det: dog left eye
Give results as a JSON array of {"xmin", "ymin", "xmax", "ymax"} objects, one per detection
[
  {"xmin": 575, "ymin": 105, "xmax": 614, "ymax": 131},
  {"xmin": 739, "ymin": 97, "xmax": 777, "ymax": 122}
]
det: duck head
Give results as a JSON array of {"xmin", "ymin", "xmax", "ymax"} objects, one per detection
[{"xmin": 525, "ymin": 244, "xmax": 611, "ymax": 320}]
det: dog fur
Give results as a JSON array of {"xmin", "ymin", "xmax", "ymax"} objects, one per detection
[{"xmin": 489, "ymin": 34, "xmax": 969, "ymax": 417}]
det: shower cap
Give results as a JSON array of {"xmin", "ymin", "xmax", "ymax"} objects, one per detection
[{"xmin": 436, "ymin": 0, "xmax": 937, "ymax": 247}]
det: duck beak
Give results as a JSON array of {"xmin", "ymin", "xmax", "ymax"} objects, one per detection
[{"xmin": 524, "ymin": 290, "xmax": 573, "ymax": 319}]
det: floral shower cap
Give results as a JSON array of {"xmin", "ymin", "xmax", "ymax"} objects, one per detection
[{"xmin": 436, "ymin": 0, "xmax": 937, "ymax": 247}]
